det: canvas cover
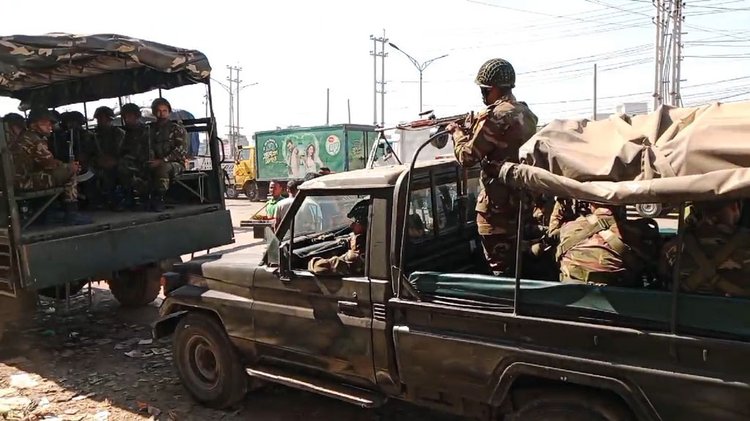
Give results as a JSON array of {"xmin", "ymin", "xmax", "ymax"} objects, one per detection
[
  {"xmin": 506, "ymin": 101, "xmax": 750, "ymax": 203},
  {"xmin": 0, "ymin": 33, "xmax": 211, "ymax": 110}
]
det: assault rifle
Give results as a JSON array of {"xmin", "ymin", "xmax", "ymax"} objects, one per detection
[{"xmin": 376, "ymin": 109, "xmax": 472, "ymax": 132}]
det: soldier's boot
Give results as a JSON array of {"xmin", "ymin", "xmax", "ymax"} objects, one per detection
[
  {"xmin": 64, "ymin": 202, "xmax": 93, "ymax": 225},
  {"xmin": 151, "ymin": 194, "xmax": 166, "ymax": 213}
]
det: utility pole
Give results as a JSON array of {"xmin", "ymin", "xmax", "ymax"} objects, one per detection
[
  {"xmin": 347, "ymin": 99, "xmax": 351, "ymax": 124},
  {"xmin": 370, "ymin": 30, "xmax": 388, "ymax": 126},
  {"xmin": 326, "ymin": 88, "xmax": 330, "ymax": 125},
  {"xmin": 593, "ymin": 63, "xmax": 598, "ymax": 120},
  {"xmin": 226, "ymin": 65, "xmax": 242, "ymax": 151},
  {"xmin": 670, "ymin": 0, "xmax": 684, "ymax": 106}
]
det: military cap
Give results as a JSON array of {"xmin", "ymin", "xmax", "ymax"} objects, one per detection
[
  {"xmin": 151, "ymin": 97, "xmax": 172, "ymax": 113},
  {"xmin": 121, "ymin": 103, "xmax": 142, "ymax": 116},
  {"xmin": 2, "ymin": 112, "xmax": 25, "ymax": 127},
  {"xmin": 60, "ymin": 111, "xmax": 86, "ymax": 124},
  {"xmin": 27, "ymin": 108, "xmax": 58, "ymax": 123},
  {"xmin": 94, "ymin": 106, "xmax": 115, "ymax": 119},
  {"xmin": 475, "ymin": 58, "xmax": 516, "ymax": 89},
  {"xmin": 347, "ymin": 199, "xmax": 370, "ymax": 225}
]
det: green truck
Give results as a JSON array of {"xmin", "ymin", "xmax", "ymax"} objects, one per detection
[{"xmin": 253, "ymin": 124, "xmax": 378, "ymax": 198}]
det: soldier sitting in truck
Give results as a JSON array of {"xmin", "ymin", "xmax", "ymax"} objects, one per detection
[
  {"xmin": 308, "ymin": 199, "xmax": 369, "ymax": 276},
  {"xmin": 660, "ymin": 199, "xmax": 750, "ymax": 297}
]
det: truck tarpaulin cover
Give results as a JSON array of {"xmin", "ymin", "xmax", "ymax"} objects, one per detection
[
  {"xmin": 0, "ymin": 33, "xmax": 211, "ymax": 110},
  {"xmin": 503, "ymin": 101, "xmax": 750, "ymax": 204}
]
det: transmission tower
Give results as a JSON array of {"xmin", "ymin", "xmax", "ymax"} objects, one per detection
[{"xmin": 370, "ymin": 30, "xmax": 388, "ymax": 126}]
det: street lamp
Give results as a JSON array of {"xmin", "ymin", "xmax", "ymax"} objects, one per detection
[{"xmin": 388, "ymin": 42, "xmax": 448, "ymax": 113}]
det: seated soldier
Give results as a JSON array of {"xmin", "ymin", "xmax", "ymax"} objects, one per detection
[
  {"xmin": 117, "ymin": 103, "xmax": 150, "ymax": 210},
  {"xmin": 10, "ymin": 109, "xmax": 90, "ymax": 225},
  {"xmin": 90, "ymin": 106, "xmax": 126, "ymax": 209},
  {"xmin": 308, "ymin": 199, "xmax": 369, "ymax": 276},
  {"xmin": 2, "ymin": 113, "xmax": 26, "ymax": 143},
  {"xmin": 556, "ymin": 202, "xmax": 652, "ymax": 287},
  {"xmin": 147, "ymin": 98, "xmax": 188, "ymax": 212},
  {"xmin": 659, "ymin": 200, "xmax": 750, "ymax": 298}
]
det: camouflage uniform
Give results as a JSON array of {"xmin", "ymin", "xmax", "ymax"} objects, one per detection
[
  {"xmin": 10, "ymin": 129, "xmax": 76, "ymax": 202},
  {"xmin": 659, "ymin": 214, "xmax": 750, "ymax": 297},
  {"xmin": 89, "ymin": 125, "xmax": 126, "ymax": 194},
  {"xmin": 557, "ymin": 207, "xmax": 653, "ymax": 287},
  {"xmin": 309, "ymin": 199, "xmax": 369, "ymax": 276},
  {"xmin": 148, "ymin": 120, "xmax": 187, "ymax": 194},
  {"xmin": 453, "ymin": 94, "xmax": 538, "ymax": 275},
  {"xmin": 118, "ymin": 121, "xmax": 150, "ymax": 196}
]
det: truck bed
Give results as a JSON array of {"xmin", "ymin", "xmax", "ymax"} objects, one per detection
[{"xmin": 21, "ymin": 203, "xmax": 222, "ymax": 243}]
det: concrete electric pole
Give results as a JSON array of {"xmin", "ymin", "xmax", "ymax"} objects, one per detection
[{"xmin": 370, "ymin": 30, "xmax": 388, "ymax": 126}]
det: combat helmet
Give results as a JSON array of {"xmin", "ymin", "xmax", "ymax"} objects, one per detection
[
  {"xmin": 121, "ymin": 103, "xmax": 142, "ymax": 117},
  {"xmin": 475, "ymin": 58, "xmax": 516, "ymax": 89},
  {"xmin": 2, "ymin": 112, "xmax": 25, "ymax": 128},
  {"xmin": 27, "ymin": 108, "xmax": 58, "ymax": 124},
  {"xmin": 94, "ymin": 106, "xmax": 115, "ymax": 119},
  {"xmin": 60, "ymin": 111, "xmax": 86, "ymax": 125},
  {"xmin": 347, "ymin": 199, "xmax": 370, "ymax": 225},
  {"xmin": 151, "ymin": 97, "xmax": 172, "ymax": 113}
]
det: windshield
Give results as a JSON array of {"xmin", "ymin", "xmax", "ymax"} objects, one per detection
[
  {"xmin": 283, "ymin": 194, "xmax": 368, "ymax": 240},
  {"xmin": 238, "ymin": 148, "xmax": 251, "ymax": 161}
]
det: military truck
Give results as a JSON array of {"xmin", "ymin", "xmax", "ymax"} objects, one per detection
[
  {"xmin": 153, "ymin": 103, "xmax": 750, "ymax": 420},
  {"xmin": 0, "ymin": 34, "xmax": 234, "ymax": 328},
  {"xmin": 253, "ymin": 124, "xmax": 378, "ymax": 199}
]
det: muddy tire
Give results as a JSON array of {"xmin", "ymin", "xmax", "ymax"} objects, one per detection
[
  {"xmin": 173, "ymin": 312, "xmax": 248, "ymax": 409},
  {"xmin": 244, "ymin": 181, "xmax": 259, "ymax": 202},
  {"xmin": 509, "ymin": 389, "xmax": 634, "ymax": 421},
  {"xmin": 109, "ymin": 267, "xmax": 161, "ymax": 308}
]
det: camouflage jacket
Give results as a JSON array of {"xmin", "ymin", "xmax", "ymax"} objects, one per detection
[
  {"xmin": 453, "ymin": 94, "xmax": 538, "ymax": 215},
  {"xmin": 90, "ymin": 126, "xmax": 125, "ymax": 159},
  {"xmin": 122, "ymin": 123, "xmax": 150, "ymax": 162},
  {"xmin": 557, "ymin": 208, "xmax": 649, "ymax": 286},
  {"xmin": 148, "ymin": 120, "xmax": 187, "ymax": 164},
  {"xmin": 10, "ymin": 129, "xmax": 67, "ymax": 179},
  {"xmin": 659, "ymin": 221, "xmax": 750, "ymax": 297}
]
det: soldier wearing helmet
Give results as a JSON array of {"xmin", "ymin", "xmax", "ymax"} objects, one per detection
[
  {"xmin": 10, "ymin": 109, "xmax": 90, "ymax": 225},
  {"xmin": 146, "ymin": 97, "xmax": 188, "ymax": 212},
  {"xmin": 89, "ymin": 106, "xmax": 126, "ymax": 209},
  {"xmin": 446, "ymin": 58, "xmax": 539, "ymax": 276},
  {"xmin": 117, "ymin": 103, "xmax": 150, "ymax": 209},
  {"xmin": 2, "ymin": 113, "xmax": 26, "ymax": 143},
  {"xmin": 308, "ymin": 199, "xmax": 369, "ymax": 276}
]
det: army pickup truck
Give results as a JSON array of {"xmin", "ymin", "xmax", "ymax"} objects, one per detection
[{"xmin": 153, "ymin": 106, "xmax": 750, "ymax": 420}]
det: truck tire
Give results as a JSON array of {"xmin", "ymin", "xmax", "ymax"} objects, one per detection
[
  {"xmin": 244, "ymin": 181, "xmax": 259, "ymax": 201},
  {"xmin": 173, "ymin": 312, "xmax": 248, "ymax": 409},
  {"xmin": 635, "ymin": 203, "xmax": 663, "ymax": 218},
  {"xmin": 109, "ymin": 266, "xmax": 162, "ymax": 308},
  {"xmin": 509, "ymin": 390, "xmax": 634, "ymax": 421},
  {"xmin": 225, "ymin": 186, "xmax": 240, "ymax": 199}
]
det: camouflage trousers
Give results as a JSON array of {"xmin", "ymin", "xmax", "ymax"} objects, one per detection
[
  {"xmin": 15, "ymin": 165, "xmax": 76, "ymax": 203},
  {"xmin": 477, "ymin": 210, "xmax": 518, "ymax": 276},
  {"xmin": 117, "ymin": 157, "xmax": 149, "ymax": 195},
  {"xmin": 150, "ymin": 161, "xmax": 184, "ymax": 194}
]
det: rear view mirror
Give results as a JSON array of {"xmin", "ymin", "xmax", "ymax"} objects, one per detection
[{"xmin": 430, "ymin": 130, "xmax": 450, "ymax": 149}]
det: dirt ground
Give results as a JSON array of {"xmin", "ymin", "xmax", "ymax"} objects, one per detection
[{"xmin": 0, "ymin": 284, "xmax": 461, "ymax": 421}]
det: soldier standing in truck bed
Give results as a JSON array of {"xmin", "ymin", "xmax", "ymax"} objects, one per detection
[
  {"xmin": 147, "ymin": 98, "xmax": 188, "ymax": 212},
  {"xmin": 118, "ymin": 103, "xmax": 150, "ymax": 210},
  {"xmin": 90, "ymin": 106, "xmax": 126, "ymax": 209},
  {"xmin": 447, "ymin": 58, "xmax": 539, "ymax": 276}
]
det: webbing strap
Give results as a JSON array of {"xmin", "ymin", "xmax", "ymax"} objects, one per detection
[
  {"xmin": 683, "ymin": 232, "xmax": 746, "ymax": 293},
  {"xmin": 556, "ymin": 214, "xmax": 614, "ymax": 261}
]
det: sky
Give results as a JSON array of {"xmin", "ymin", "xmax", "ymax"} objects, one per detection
[{"xmin": 1, "ymin": 0, "xmax": 749, "ymax": 140}]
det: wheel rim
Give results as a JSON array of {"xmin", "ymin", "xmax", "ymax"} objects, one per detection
[{"xmin": 186, "ymin": 335, "xmax": 220, "ymax": 388}]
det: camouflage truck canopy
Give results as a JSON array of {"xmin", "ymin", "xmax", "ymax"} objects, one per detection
[
  {"xmin": 501, "ymin": 101, "xmax": 750, "ymax": 204},
  {"xmin": 0, "ymin": 33, "xmax": 211, "ymax": 110}
]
